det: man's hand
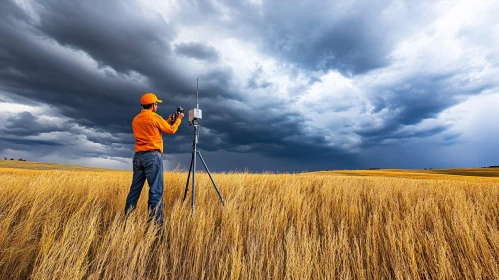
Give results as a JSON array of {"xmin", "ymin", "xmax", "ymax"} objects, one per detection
[
  {"xmin": 178, "ymin": 113, "xmax": 184, "ymax": 120},
  {"xmin": 167, "ymin": 114, "xmax": 174, "ymax": 124}
]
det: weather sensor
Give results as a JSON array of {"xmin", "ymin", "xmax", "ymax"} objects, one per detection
[{"xmin": 188, "ymin": 108, "xmax": 202, "ymax": 123}]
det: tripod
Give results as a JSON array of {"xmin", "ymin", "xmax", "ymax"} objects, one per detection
[{"xmin": 183, "ymin": 119, "xmax": 225, "ymax": 215}]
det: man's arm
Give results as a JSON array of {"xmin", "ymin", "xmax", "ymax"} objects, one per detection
[{"xmin": 155, "ymin": 113, "xmax": 183, "ymax": 134}]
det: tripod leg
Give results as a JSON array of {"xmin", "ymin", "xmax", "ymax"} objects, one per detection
[
  {"xmin": 197, "ymin": 151, "xmax": 225, "ymax": 205},
  {"xmin": 183, "ymin": 151, "xmax": 194, "ymax": 201},
  {"xmin": 192, "ymin": 147, "xmax": 197, "ymax": 215}
]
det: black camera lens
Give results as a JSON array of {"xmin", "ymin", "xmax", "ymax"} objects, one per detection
[{"xmin": 171, "ymin": 106, "xmax": 184, "ymax": 123}]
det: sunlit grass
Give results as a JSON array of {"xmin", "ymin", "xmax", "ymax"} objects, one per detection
[{"xmin": 1, "ymin": 166, "xmax": 498, "ymax": 279}]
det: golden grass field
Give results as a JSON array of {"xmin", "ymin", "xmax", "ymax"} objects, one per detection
[{"xmin": 1, "ymin": 161, "xmax": 499, "ymax": 279}]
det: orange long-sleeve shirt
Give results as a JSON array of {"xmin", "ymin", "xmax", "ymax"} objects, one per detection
[{"xmin": 132, "ymin": 109, "xmax": 182, "ymax": 154}]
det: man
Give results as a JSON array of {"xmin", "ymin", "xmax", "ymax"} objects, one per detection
[{"xmin": 125, "ymin": 92, "xmax": 184, "ymax": 225}]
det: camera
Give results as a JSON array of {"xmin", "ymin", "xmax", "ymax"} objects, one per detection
[{"xmin": 170, "ymin": 106, "xmax": 184, "ymax": 123}]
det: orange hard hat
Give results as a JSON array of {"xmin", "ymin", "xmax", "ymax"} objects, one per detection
[{"xmin": 140, "ymin": 92, "xmax": 163, "ymax": 105}]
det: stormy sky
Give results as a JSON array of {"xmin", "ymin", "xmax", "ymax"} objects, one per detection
[{"xmin": 1, "ymin": 0, "xmax": 498, "ymax": 172}]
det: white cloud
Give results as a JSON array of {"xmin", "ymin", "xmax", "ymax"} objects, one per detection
[
  {"xmin": 440, "ymin": 92, "xmax": 499, "ymax": 143},
  {"xmin": 13, "ymin": 0, "xmax": 41, "ymax": 23},
  {"xmin": 290, "ymin": 71, "xmax": 371, "ymax": 150}
]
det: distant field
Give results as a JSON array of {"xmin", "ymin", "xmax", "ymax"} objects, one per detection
[
  {"xmin": 314, "ymin": 168, "xmax": 499, "ymax": 179},
  {"xmin": 2, "ymin": 160, "xmax": 499, "ymax": 178},
  {"xmin": 0, "ymin": 160, "xmax": 118, "ymax": 171},
  {"xmin": 1, "ymin": 162, "xmax": 499, "ymax": 279}
]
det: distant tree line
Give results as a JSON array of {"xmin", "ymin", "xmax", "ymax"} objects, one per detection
[
  {"xmin": 319, "ymin": 166, "xmax": 499, "ymax": 172},
  {"xmin": 2, "ymin": 157, "xmax": 27, "ymax": 161}
]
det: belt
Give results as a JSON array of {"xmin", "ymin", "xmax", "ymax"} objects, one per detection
[{"xmin": 136, "ymin": 150, "xmax": 160, "ymax": 154}]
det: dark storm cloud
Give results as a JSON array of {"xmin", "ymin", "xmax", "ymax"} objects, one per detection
[
  {"xmin": 174, "ymin": 42, "xmax": 219, "ymax": 61},
  {"xmin": 165, "ymin": 100, "xmax": 341, "ymax": 160},
  {"xmin": 0, "ymin": 109, "xmax": 131, "ymax": 146},
  {"xmin": 357, "ymin": 70, "xmax": 493, "ymax": 147},
  {"xmin": 261, "ymin": 9, "xmax": 388, "ymax": 74},
  {"xmin": 35, "ymin": 1, "xmax": 175, "ymax": 75},
  {"xmin": 3, "ymin": 112, "xmax": 60, "ymax": 136},
  {"xmin": 0, "ymin": 0, "xmax": 321, "ymax": 164},
  {"xmin": 0, "ymin": 137, "xmax": 64, "ymax": 147},
  {"xmin": 0, "ymin": 1, "xmax": 193, "ymax": 139},
  {"xmin": 0, "ymin": 111, "xmax": 134, "ymax": 164},
  {"xmin": 175, "ymin": 0, "xmax": 433, "ymax": 74}
]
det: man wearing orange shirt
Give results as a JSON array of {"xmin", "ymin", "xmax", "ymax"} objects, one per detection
[{"xmin": 125, "ymin": 92, "xmax": 184, "ymax": 225}]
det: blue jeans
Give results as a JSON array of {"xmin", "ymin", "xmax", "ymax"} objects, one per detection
[{"xmin": 125, "ymin": 150, "xmax": 164, "ymax": 225}]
